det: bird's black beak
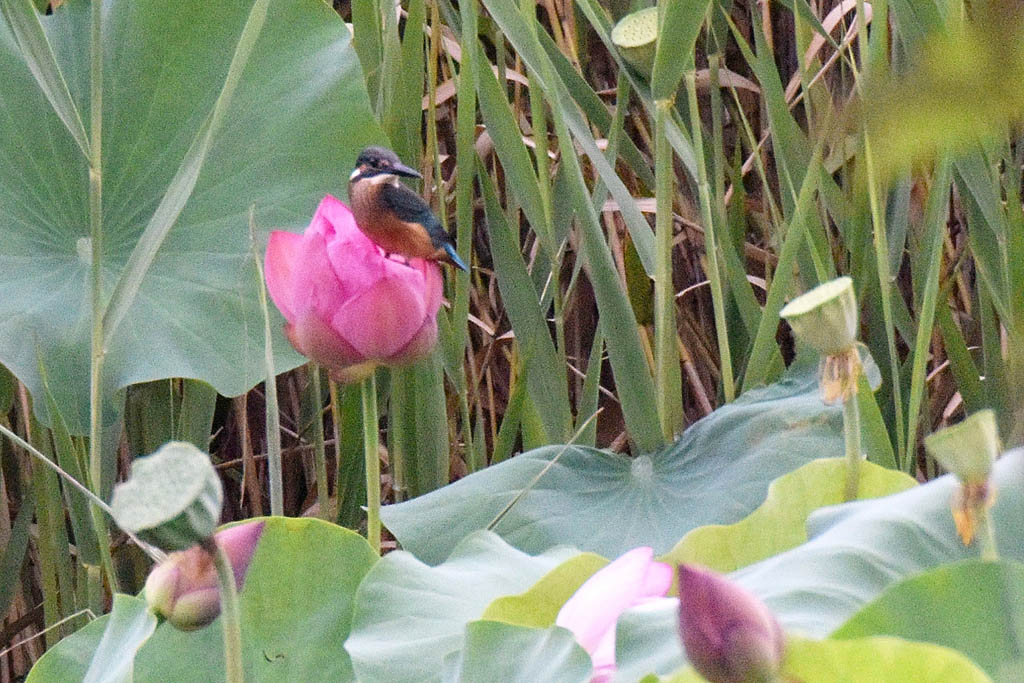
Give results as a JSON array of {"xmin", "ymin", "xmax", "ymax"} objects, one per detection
[{"xmin": 392, "ymin": 162, "xmax": 422, "ymax": 179}]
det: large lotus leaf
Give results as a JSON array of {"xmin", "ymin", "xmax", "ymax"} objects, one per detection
[
  {"xmin": 0, "ymin": 0, "xmax": 382, "ymax": 432},
  {"xmin": 26, "ymin": 517, "xmax": 378, "ymax": 681},
  {"xmin": 382, "ymin": 368, "xmax": 850, "ymax": 563},
  {"xmin": 84, "ymin": 594, "xmax": 157, "ymax": 683},
  {"xmin": 26, "ymin": 596, "xmax": 155, "ymax": 683},
  {"xmin": 833, "ymin": 560, "xmax": 1024, "ymax": 679},
  {"xmin": 345, "ymin": 530, "xmax": 579, "ymax": 683},
  {"xmin": 659, "ymin": 636, "xmax": 991, "ymax": 682},
  {"xmin": 611, "ymin": 449, "xmax": 1024, "ymax": 680},
  {"xmin": 660, "ymin": 458, "xmax": 917, "ymax": 573},
  {"xmin": 740, "ymin": 449, "xmax": 1024, "ymax": 634},
  {"xmin": 481, "ymin": 552, "xmax": 609, "ymax": 628},
  {"xmin": 441, "ymin": 621, "xmax": 592, "ymax": 683}
]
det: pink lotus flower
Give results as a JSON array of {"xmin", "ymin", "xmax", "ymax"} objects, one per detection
[
  {"xmin": 145, "ymin": 521, "xmax": 265, "ymax": 631},
  {"xmin": 677, "ymin": 564, "xmax": 785, "ymax": 683},
  {"xmin": 264, "ymin": 195, "xmax": 443, "ymax": 382},
  {"xmin": 556, "ymin": 547, "xmax": 673, "ymax": 682}
]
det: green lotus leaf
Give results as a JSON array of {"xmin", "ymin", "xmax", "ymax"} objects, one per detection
[
  {"xmin": 0, "ymin": 0, "xmax": 382, "ymax": 432},
  {"xmin": 382, "ymin": 366, "xmax": 854, "ymax": 563},
  {"xmin": 27, "ymin": 518, "xmax": 377, "ymax": 681}
]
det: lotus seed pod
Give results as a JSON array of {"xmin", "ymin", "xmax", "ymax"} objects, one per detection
[
  {"xmin": 780, "ymin": 276, "xmax": 859, "ymax": 356},
  {"xmin": 924, "ymin": 410, "xmax": 1000, "ymax": 484},
  {"xmin": 611, "ymin": 6, "xmax": 659, "ymax": 75},
  {"xmin": 111, "ymin": 441, "xmax": 223, "ymax": 552}
]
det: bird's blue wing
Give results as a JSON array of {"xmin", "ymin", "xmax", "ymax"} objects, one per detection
[{"xmin": 379, "ymin": 182, "xmax": 454, "ymax": 248}]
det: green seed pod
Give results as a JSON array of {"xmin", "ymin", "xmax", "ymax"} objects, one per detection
[
  {"xmin": 924, "ymin": 410, "xmax": 1000, "ymax": 484},
  {"xmin": 780, "ymin": 276, "xmax": 859, "ymax": 356},
  {"xmin": 111, "ymin": 441, "xmax": 223, "ymax": 551},
  {"xmin": 611, "ymin": 6, "xmax": 659, "ymax": 76}
]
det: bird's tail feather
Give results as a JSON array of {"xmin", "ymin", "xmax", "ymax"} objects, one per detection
[{"xmin": 444, "ymin": 243, "xmax": 469, "ymax": 272}]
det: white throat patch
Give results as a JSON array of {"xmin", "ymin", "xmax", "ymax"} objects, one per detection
[{"xmin": 367, "ymin": 172, "xmax": 399, "ymax": 186}]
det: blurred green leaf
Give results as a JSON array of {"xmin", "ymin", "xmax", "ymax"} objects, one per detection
[
  {"xmin": 481, "ymin": 552, "xmax": 608, "ymax": 628},
  {"xmin": 442, "ymin": 621, "xmax": 592, "ymax": 683},
  {"xmin": 480, "ymin": 0, "xmax": 657, "ymax": 275},
  {"xmin": 865, "ymin": 7, "xmax": 1024, "ymax": 174},
  {"xmin": 857, "ymin": 373, "xmax": 898, "ymax": 469},
  {"xmin": 125, "ymin": 379, "xmax": 220, "ymax": 460},
  {"xmin": 479, "ymin": 166, "xmax": 573, "ymax": 443},
  {"xmin": 745, "ymin": 449, "xmax": 1024, "ymax": 634},
  {"xmin": 956, "ymin": 150, "xmax": 1014, "ymax": 320},
  {"xmin": 0, "ymin": 0, "xmax": 89, "ymax": 157},
  {"xmin": 406, "ymin": 353, "xmax": 451, "ymax": 497},
  {"xmin": 345, "ymin": 531, "xmax": 578, "ymax": 683},
  {"xmin": 650, "ymin": 0, "xmax": 710, "ymax": 100},
  {"xmin": 474, "ymin": 47, "xmax": 547, "ymax": 247},
  {"xmin": 537, "ymin": 28, "xmax": 655, "ymax": 190},
  {"xmin": 783, "ymin": 635, "xmax": 991, "ymax": 682},
  {"xmin": 611, "ymin": 450, "xmax": 1024, "ymax": 679},
  {"xmin": 0, "ymin": 0, "xmax": 382, "ymax": 432},
  {"xmin": 386, "ymin": 0, "xmax": 424, "ymax": 160},
  {"xmin": 82, "ymin": 595, "xmax": 158, "ymax": 683},
  {"xmin": 175, "ymin": 380, "xmax": 217, "ymax": 454},
  {"xmin": 350, "ymin": 0, "xmax": 382, "ymax": 103},
  {"xmin": 0, "ymin": 489, "xmax": 34, "ymax": 620},
  {"xmin": 0, "ymin": 363, "xmax": 13, "ymax": 414},
  {"xmin": 382, "ymin": 366, "xmax": 850, "ymax": 563},
  {"xmin": 834, "ymin": 560, "xmax": 1024, "ymax": 678},
  {"xmin": 28, "ymin": 518, "xmax": 378, "ymax": 681},
  {"xmin": 125, "ymin": 382, "xmax": 175, "ymax": 457},
  {"xmin": 38, "ymin": 356, "xmax": 100, "ymax": 564},
  {"xmin": 656, "ymin": 636, "xmax": 991, "ymax": 682},
  {"xmin": 573, "ymin": 0, "xmax": 699, "ymax": 178},
  {"xmin": 661, "ymin": 458, "xmax": 916, "ymax": 573},
  {"xmin": 888, "ymin": 0, "xmax": 953, "ymax": 47}
]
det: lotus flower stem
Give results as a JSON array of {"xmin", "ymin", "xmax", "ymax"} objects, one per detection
[
  {"xmin": 86, "ymin": 0, "xmax": 122, "ymax": 599},
  {"xmin": 209, "ymin": 541, "xmax": 245, "ymax": 683},
  {"xmin": 361, "ymin": 374, "xmax": 381, "ymax": 554},
  {"xmin": 251, "ymin": 211, "xmax": 283, "ymax": 516},
  {"xmin": 979, "ymin": 510, "xmax": 998, "ymax": 562},
  {"xmin": 842, "ymin": 387, "xmax": 862, "ymax": 501},
  {"xmin": 310, "ymin": 365, "xmax": 330, "ymax": 520}
]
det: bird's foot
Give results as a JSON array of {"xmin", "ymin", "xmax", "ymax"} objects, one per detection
[{"xmin": 383, "ymin": 252, "xmax": 414, "ymax": 268}]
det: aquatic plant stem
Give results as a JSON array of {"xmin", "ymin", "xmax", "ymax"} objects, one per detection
[
  {"xmin": 842, "ymin": 387, "xmax": 862, "ymax": 501},
  {"xmin": 87, "ymin": 0, "xmax": 103, "ymax": 500},
  {"xmin": 361, "ymin": 374, "xmax": 381, "ymax": 554},
  {"xmin": 310, "ymin": 365, "xmax": 330, "ymax": 520},
  {"xmin": 210, "ymin": 542, "xmax": 244, "ymax": 683},
  {"xmin": 249, "ymin": 210, "xmax": 283, "ymax": 516},
  {"xmin": 86, "ymin": 0, "xmax": 122, "ymax": 597},
  {"xmin": 978, "ymin": 509, "xmax": 998, "ymax": 562},
  {"xmin": 0, "ymin": 422, "xmax": 164, "ymax": 562}
]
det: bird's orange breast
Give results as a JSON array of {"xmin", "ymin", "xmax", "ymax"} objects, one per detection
[{"xmin": 350, "ymin": 182, "xmax": 439, "ymax": 260}]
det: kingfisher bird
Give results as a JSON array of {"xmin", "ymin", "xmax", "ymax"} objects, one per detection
[{"xmin": 348, "ymin": 146, "xmax": 468, "ymax": 271}]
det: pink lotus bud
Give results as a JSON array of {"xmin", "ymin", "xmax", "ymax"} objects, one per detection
[
  {"xmin": 557, "ymin": 547, "xmax": 673, "ymax": 682},
  {"xmin": 264, "ymin": 195, "xmax": 443, "ymax": 382},
  {"xmin": 145, "ymin": 521, "xmax": 265, "ymax": 631},
  {"xmin": 677, "ymin": 564, "xmax": 785, "ymax": 683}
]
